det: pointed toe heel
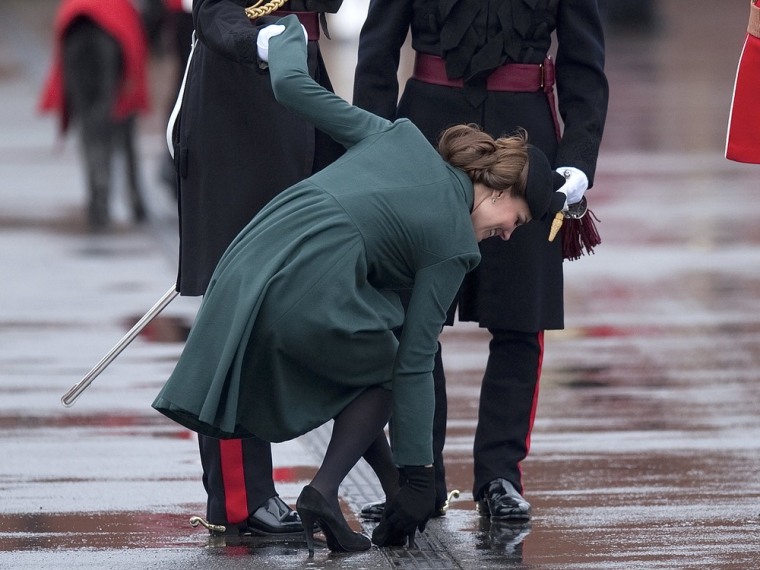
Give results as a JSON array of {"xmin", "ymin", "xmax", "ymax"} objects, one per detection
[{"xmin": 296, "ymin": 485, "xmax": 371, "ymax": 553}]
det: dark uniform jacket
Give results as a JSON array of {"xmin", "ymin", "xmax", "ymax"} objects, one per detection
[
  {"xmin": 353, "ymin": 0, "xmax": 608, "ymax": 331},
  {"xmin": 173, "ymin": 0, "xmax": 342, "ymax": 296}
]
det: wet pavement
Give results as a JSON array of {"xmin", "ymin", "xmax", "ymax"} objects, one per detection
[{"xmin": 2, "ymin": 1, "xmax": 760, "ymax": 568}]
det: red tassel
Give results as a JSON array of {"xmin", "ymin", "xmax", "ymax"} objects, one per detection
[{"xmin": 561, "ymin": 209, "xmax": 601, "ymax": 261}]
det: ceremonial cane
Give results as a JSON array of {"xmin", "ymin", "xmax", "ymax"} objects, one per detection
[{"xmin": 61, "ymin": 286, "xmax": 179, "ymax": 407}]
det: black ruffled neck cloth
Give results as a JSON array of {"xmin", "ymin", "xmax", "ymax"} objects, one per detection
[{"xmin": 439, "ymin": 0, "xmax": 540, "ymax": 107}]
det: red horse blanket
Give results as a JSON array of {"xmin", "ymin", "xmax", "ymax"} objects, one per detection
[
  {"xmin": 38, "ymin": 0, "xmax": 150, "ymax": 133},
  {"xmin": 726, "ymin": 0, "xmax": 760, "ymax": 164}
]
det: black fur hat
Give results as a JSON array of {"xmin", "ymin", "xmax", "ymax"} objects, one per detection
[{"xmin": 524, "ymin": 145, "xmax": 566, "ymax": 221}]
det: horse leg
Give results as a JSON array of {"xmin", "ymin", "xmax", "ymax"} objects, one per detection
[
  {"xmin": 79, "ymin": 114, "xmax": 113, "ymax": 230},
  {"xmin": 62, "ymin": 19, "xmax": 122, "ymax": 231},
  {"xmin": 120, "ymin": 116, "xmax": 147, "ymax": 223}
]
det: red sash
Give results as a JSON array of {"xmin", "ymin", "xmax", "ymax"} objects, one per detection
[{"xmin": 38, "ymin": 0, "xmax": 150, "ymax": 133}]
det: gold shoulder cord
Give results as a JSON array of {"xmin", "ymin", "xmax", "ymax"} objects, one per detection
[{"xmin": 245, "ymin": 0, "xmax": 289, "ymax": 19}]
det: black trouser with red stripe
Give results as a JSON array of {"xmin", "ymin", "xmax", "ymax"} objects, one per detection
[
  {"xmin": 198, "ymin": 434, "xmax": 277, "ymax": 527},
  {"xmin": 467, "ymin": 329, "xmax": 543, "ymax": 500}
]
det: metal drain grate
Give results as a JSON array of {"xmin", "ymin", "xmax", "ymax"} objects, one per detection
[
  {"xmin": 363, "ymin": 519, "xmax": 463, "ymax": 569},
  {"xmin": 303, "ymin": 424, "xmax": 463, "ymax": 569}
]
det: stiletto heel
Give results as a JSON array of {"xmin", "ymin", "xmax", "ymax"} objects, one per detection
[
  {"xmin": 296, "ymin": 485, "xmax": 371, "ymax": 554},
  {"xmin": 299, "ymin": 508, "xmax": 317, "ymax": 558},
  {"xmin": 407, "ymin": 531, "xmax": 416, "ymax": 549}
]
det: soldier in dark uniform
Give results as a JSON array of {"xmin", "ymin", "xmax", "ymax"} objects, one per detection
[
  {"xmin": 170, "ymin": 0, "xmax": 401, "ymax": 536},
  {"xmin": 353, "ymin": 0, "xmax": 608, "ymax": 521}
]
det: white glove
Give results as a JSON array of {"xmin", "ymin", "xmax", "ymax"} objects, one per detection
[
  {"xmin": 256, "ymin": 24, "xmax": 285, "ymax": 62},
  {"xmin": 555, "ymin": 166, "xmax": 588, "ymax": 208},
  {"xmin": 256, "ymin": 23, "xmax": 309, "ymax": 62}
]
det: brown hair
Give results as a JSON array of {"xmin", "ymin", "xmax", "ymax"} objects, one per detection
[{"xmin": 437, "ymin": 124, "xmax": 529, "ymax": 198}]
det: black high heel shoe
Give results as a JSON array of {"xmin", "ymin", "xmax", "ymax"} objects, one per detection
[{"xmin": 296, "ymin": 485, "xmax": 371, "ymax": 557}]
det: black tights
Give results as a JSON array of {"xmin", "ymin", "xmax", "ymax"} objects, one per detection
[{"xmin": 309, "ymin": 387, "xmax": 398, "ymax": 515}]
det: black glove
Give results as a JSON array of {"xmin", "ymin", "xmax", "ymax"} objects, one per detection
[{"xmin": 371, "ymin": 465, "xmax": 435, "ymax": 547}]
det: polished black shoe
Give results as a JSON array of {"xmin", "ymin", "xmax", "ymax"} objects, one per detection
[
  {"xmin": 297, "ymin": 485, "xmax": 371, "ymax": 556},
  {"xmin": 361, "ymin": 490, "xmax": 455, "ymax": 521},
  {"xmin": 477, "ymin": 479, "xmax": 531, "ymax": 521},
  {"xmin": 359, "ymin": 499, "xmax": 386, "ymax": 521},
  {"xmin": 360, "ymin": 500, "xmax": 448, "ymax": 521},
  {"xmin": 246, "ymin": 495, "xmax": 304, "ymax": 536}
]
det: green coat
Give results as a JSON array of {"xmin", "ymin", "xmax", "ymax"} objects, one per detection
[{"xmin": 153, "ymin": 16, "xmax": 480, "ymax": 466}]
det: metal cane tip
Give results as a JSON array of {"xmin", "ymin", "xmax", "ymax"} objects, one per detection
[{"xmin": 61, "ymin": 386, "xmax": 80, "ymax": 407}]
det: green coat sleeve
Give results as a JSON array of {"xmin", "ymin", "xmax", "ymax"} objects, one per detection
[
  {"xmin": 390, "ymin": 254, "xmax": 477, "ymax": 466},
  {"xmin": 267, "ymin": 16, "xmax": 392, "ymax": 149}
]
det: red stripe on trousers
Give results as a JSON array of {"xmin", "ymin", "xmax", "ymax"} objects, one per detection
[
  {"xmin": 219, "ymin": 439, "xmax": 249, "ymax": 524},
  {"xmin": 520, "ymin": 331, "xmax": 544, "ymax": 489}
]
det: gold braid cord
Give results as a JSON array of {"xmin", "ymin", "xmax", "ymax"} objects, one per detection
[{"xmin": 245, "ymin": 0, "xmax": 289, "ymax": 19}]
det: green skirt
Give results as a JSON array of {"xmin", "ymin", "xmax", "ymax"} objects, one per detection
[{"xmin": 153, "ymin": 183, "xmax": 403, "ymax": 441}]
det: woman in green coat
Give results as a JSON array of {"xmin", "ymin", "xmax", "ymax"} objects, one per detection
[{"xmin": 153, "ymin": 16, "xmax": 565, "ymax": 554}]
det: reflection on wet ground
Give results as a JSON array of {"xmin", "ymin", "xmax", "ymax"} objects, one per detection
[
  {"xmin": 0, "ymin": 512, "xmax": 196, "ymax": 550},
  {"xmin": 131, "ymin": 315, "xmax": 191, "ymax": 344},
  {"xmin": 438, "ymin": 325, "xmax": 760, "ymax": 568}
]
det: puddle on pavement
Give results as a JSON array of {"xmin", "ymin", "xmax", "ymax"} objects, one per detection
[
  {"xmin": 0, "ymin": 492, "xmax": 362, "ymax": 561},
  {"xmin": 0, "ymin": 511, "xmax": 313, "ymax": 552},
  {"xmin": 127, "ymin": 315, "xmax": 191, "ymax": 344},
  {"xmin": 0, "ymin": 512, "xmax": 196, "ymax": 550},
  {"xmin": 435, "ymin": 308, "xmax": 760, "ymax": 567}
]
